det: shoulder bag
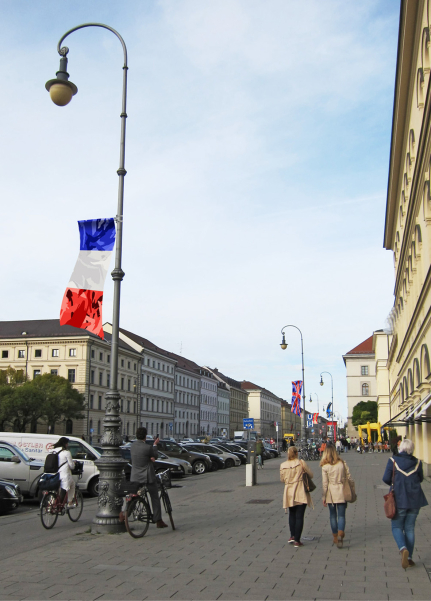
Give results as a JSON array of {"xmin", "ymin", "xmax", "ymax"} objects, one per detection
[
  {"xmin": 342, "ymin": 461, "xmax": 357, "ymax": 503},
  {"xmin": 383, "ymin": 459, "xmax": 396, "ymax": 519},
  {"xmin": 301, "ymin": 461, "xmax": 316, "ymax": 493}
]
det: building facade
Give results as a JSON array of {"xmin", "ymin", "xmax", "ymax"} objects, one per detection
[
  {"xmin": 0, "ymin": 320, "xmax": 141, "ymax": 441},
  {"xmin": 205, "ymin": 368, "xmax": 248, "ymax": 438},
  {"xmin": 169, "ymin": 353, "xmax": 200, "ymax": 439},
  {"xmin": 376, "ymin": 0, "xmax": 431, "ymax": 474},
  {"xmin": 216, "ymin": 381, "xmax": 230, "ymax": 437},
  {"xmin": 241, "ymin": 381, "xmax": 281, "ymax": 439},
  {"xmin": 342, "ymin": 335, "xmax": 376, "ymax": 438},
  {"xmin": 280, "ymin": 400, "xmax": 301, "ymax": 438}
]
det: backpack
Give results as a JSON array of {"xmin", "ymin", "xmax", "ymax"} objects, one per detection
[{"xmin": 44, "ymin": 450, "xmax": 66, "ymax": 474}]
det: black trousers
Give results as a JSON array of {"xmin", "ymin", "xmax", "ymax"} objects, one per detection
[
  {"xmin": 146, "ymin": 482, "xmax": 162, "ymax": 523},
  {"xmin": 288, "ymin": 504, "xmax": 306, "ymax": 542}
]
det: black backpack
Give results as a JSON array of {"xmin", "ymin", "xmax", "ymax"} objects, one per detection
[{"xmin": 44, "ymin": 451, "xmax": 61, "ymax": 473}]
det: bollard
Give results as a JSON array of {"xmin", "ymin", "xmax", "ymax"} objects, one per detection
[{"xmin": 246, "ymin": 440, "xmax": 257, "ymax": 486}]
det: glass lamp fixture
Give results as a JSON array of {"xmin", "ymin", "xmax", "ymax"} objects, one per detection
[
  {"xmin": 45, "ymin": 51, "xmax": 77, "ymax": 106},
  {"xmin": 280, "ymin": 333, "xmax": 287, "ymax": 350},
  {"xmin": 320, "ymin": 376, "xmax": 324, "ymax": 386}
]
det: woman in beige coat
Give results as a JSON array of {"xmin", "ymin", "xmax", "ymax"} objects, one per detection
[
  {"xmin": 280, "ymin": 446, "xmax": 313, "ymax": 548},
  {"xmin": 321, "ymin": 444, "xmax": 354, "ymax": 548}
]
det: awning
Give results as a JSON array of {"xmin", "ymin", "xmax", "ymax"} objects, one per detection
[
  {"xmin": 403, "ymin": 392, "xmax": 431, "ymax": 420},
  {"xmin": 383, "ymin": 392, "xmax": 431, "ymax": 427}
]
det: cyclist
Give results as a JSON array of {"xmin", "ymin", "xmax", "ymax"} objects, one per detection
[
  {"xmin": 129, "ymin": 427, "xmax": 168, "ymax": 529},
  {"xmin": 52, "ymin": 437, "xmax": 76, "ymax": 508}
]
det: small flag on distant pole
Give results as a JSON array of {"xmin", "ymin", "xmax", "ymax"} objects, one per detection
[
  {"xmin": 60, "ymin": 218, "xmax": 116, "ymax": 339},
  {"xmin": 291, "ymin": 381, "xmax": 303, "ymax": 416}
]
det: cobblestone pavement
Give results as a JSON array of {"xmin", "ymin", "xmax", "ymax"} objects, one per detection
[{"xmin": 0, "ymin": 451, "xmax": 430, "ymax": 601}]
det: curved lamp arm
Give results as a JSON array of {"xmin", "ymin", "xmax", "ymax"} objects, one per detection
[{"xmin": 57, "ymin": 23, "xmax": 128, "ymax": 66}]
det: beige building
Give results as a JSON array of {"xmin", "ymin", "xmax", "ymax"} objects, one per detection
[
  {"xmin": 342, "ymin": 335, "xmax": 376, "ymax": 438},
  {"xmin": 241, "ymin": 381, "xmax": 281, "ymax": 439},
  {"xmin": 0, "ymin": 320, "xmax": 141, "ymax": 441},
  {"xmin": 280, "ymin": 400, "xmax": 301, "ymax": 438},
  {"xmin": 205, "ymin": 368, "xmax": 248, "ymax": 438},
  {"xmin": 376, "ymin": 0, "xmax": 431, "ymax": 474}
]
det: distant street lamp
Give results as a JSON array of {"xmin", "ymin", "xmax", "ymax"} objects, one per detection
[
  {"xmin": 280, "ymin": 325, "xmax": 306, "ymax": 440},
  {"xmin": 46, "ymin": 23, "xmax": 129, "ymax": 533},
  {"xmin": 309, "ymin": 392, "xmax": 319, "ymax": 415},
  {"xmin": 320, "ymin": 371, "xmax": 335, "ymax": 441}
]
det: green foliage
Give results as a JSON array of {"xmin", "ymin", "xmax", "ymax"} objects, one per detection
[
  {"xmin": 0, "ymin": 371, "xmax": 85, "ymax": 432},
  {"xmin": 352, "ymin": 401, "xmax": 378, "ymax": 428}
]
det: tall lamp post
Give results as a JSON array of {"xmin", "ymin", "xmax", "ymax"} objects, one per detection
[
  {"xmin": 320, "ymin": 371, "xmax": 335, "ymax": 441},
  {"xmin": 280, "ymin": 325, "xmax": 306, "ymax": 440},
  {"xmin": 46, "ymin": 23, "xmax": 129, "ymax": 533}
]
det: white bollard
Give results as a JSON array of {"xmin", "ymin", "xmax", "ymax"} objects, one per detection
[{"xmin": 246, "ymin": 463, "xmax": 255, "ymax": 486}]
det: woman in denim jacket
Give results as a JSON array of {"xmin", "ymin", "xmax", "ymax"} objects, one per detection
[{"xmin": 382, "ymin": 439, "xmax": 428, "ymax": 569}]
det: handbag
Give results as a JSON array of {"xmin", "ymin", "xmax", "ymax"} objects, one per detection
[
  {"xmin": 383, "ymin": 459, "xmax": 396, "ymax": 519},
  {"xmin": 301, "ymin": 461, "xmax": 316, "ymax": 492},
  {"xmin": 342, "ymin": 461, "xmax": 357, "ymax": 503},
  {"xmin": 38, "ymin": 472, "xmax": 61, "ymax": 491}
]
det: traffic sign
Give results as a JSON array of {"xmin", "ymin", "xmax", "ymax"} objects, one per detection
[
  {"xmin": 243, "ymin": 418, "xmax": 254, "ymax": 430},
  {"xmin": 169, "ymin": 422, "xmax": 173, "ymax": 431}
]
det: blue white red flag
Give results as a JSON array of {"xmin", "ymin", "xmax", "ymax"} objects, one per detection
[
  {"xmin": 60, "ymin": 218, "xmax": 116, "ymax": 339},
  {"xmin": 291, "ymin": 381, "xmax": 303, "ymax": 416}
]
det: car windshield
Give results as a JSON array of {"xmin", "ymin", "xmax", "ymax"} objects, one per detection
[{"xmin": 14, "ymin": 446, "xmax": 32, "ymax": 462}]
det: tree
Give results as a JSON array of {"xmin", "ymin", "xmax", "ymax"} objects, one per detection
[
  {"xmin": 352, "ymin": 401, "xmax": 378, "ymax": 428},
  {"xmin": 0, "ymin": 384, "xmax": 15, "ymax": 430},
  {"xmin": 10, "ymin": 383, "xmax": 45, "ymax": 432},
  {"xmin": 30, "ymin": 373, "xmax": 85, "ymax": 432}
]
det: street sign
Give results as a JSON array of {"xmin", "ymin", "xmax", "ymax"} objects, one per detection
[
  {"xmin": 169, "ymin": 422, "xmax": 173, "ymax": 431},
  {"xmin": 90, "ymin": 428, "xmax": 94, "ymax": 433},
  {"xmin": 276, "ymin": 424, "xmax": 279, "ymax": 432},
  {"xmin": 311, "ymin": 429, "xmax": 314, "ymax": 433},
  {"xmin": 243, "ymin": 418, "xmax": 254, "ymax": 430}
]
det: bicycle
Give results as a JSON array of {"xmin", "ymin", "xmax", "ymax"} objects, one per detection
[
  {"xmin": 125, "ymin": 469, "xmax": 175, "ymax": 538},
  {"xmin": 40, "ymin": 461, "xmax": 84, "ymax": 529}
]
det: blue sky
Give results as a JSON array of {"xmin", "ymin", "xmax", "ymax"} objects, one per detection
[{"xmin": 0, "ymin": 0, "xmax": 400, "ymax": 422}]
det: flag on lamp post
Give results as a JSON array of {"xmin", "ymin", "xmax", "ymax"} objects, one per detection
[
  {"xmin": 60, "ymin": 218, "xmax": 116, "ymax": 339},
  {"xmin": 291, "ymin": 381, "xmax": 302, "ymax": 416}
]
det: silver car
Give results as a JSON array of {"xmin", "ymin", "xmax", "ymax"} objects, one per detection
[
  {"xmin": 157, "ymin": 450, "xmax": 193, "ymax": 475},
  {"xmin": 182, "ymin": 443, "xmax": 241, "ymax": 468}
]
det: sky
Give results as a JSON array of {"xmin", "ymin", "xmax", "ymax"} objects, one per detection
[{"xmin": 0, "ymin": 0, "xmax": 401, "ymax": 424}]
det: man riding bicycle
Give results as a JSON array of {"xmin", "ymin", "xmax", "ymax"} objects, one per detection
[{"xmin": 127, "ymin": 427, "xmax": 168, "ymax": 529}]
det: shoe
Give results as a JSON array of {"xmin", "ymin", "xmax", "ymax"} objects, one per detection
[
  {"xmin": 332, "ymin": 533, "xmax": 338, "ymax": 545},
  {"xmin": 288, "ymin": 536, "xmax": 295, "ymax": 544},
  {"xmin": 119, "ymin": 511, "xmax": 125, "ymax": 523},
  {"xmin": 407, "ymin": 559, "xmax": 415, "ymax": 568},
  {"xmin": 337, "ymin": 530, "xmax": 344, "ymax": 548},
  {"xmin": 156, "ymin": 520, "xmax": 168, "ymax": 528},
  {"xmin": 67, "ymin": 503, "xmax": 77, "ymax": 508},
  {"xmin": 293, "ymin": 541, "xmax": 303, "ymax": 548},
  {"xmin": 401, "ymin": 548, "xmax": 409, "ymax": 569}
]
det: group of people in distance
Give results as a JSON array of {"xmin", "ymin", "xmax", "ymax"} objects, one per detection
[{"xmin": 280, "ymin": 438, "xmax": 428, "ymax": 569}]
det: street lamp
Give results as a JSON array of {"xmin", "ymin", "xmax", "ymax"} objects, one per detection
[
  {"xmin": 46, "ymin": 23, "xmax": 129, "ymax": 534},
  {"xmin": 280, "ymin": 325, "xmax": 306, "ymax": 440},
  {"xmin": 320, "ymin": 371, "xmax": 335, "ymax": 441},
  {"xmin": 309, "ymin": 393, "xmax": 319, "ymax": 415}
]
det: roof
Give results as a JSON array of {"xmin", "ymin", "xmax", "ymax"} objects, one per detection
[
  {"xmin": 344, "ymin": 335, "xmax": 374, "ymax": 356},
  {"xmin": 118, "ymin": 326, "xmax": 174, "ymax": 360},
  {"xmin": 241, "ymin": 380, "xmax": 281, "ymax": 400},
  {"xmin": 205, "ymin": 368, "xmax": 243, "ymax": 390},
  {"xmin": 0, "ymin": 319, "xmax": 138, "ymax": 353}
]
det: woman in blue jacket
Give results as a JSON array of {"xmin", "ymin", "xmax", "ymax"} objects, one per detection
[{"xmin": 382, "ymin": 439, "xmax": 428, "ymax": 569}]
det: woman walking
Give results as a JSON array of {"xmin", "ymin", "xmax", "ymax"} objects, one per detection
[
  {"xmin": 52, "ymin": 437, "xmax": 76, "ymax": 507},
  {"xmin": 321, "ymin": 443, "xmax": 354, "ymax": 548},
  {"xmin": 382, "ymin": 439, "xmax": 428, "ymax": 569},
  {"xmin": 280, "ymin": 446, "xmax": 314, "ymax": 548}
]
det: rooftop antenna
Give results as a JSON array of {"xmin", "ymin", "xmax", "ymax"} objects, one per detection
[{"xmin": 180, "ymin": 341, "xmax": 183, "ymax": 355}]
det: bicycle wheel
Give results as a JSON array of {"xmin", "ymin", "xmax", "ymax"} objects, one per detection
[
  {"xmin": 161, "ymin": 491, "xmax": 175, "ymax": 531},
  {"xmin": 125, "ymin": 496, "xmax": 151, "ymax": 538},
  {"xmin": 67, "ymin": 488, "xmax": 84, "ymax": 522},
  {"xmin": 40, "ymin": 493, "xmax": 58, "ymax": 529}
]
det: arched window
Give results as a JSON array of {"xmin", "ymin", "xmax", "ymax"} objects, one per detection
[
  {"xmin": 414, "ymin": 358, "xmax": 421, "ymax": 388},
  {"xmin": 362, "ymin": 383, "xmax": 369, "ymax": 396},
  {"xmin": 408, "ymin": 369, "xmax": 413, "ymax": 396},
  {"xmin": 403, "ymin": 376, "xmax": 409, "ymax": 399},
  {"xmin": 417, "ymin": 67, "xmax": 425, "ymax": 109},
  {"xmin": 415, "ymin": 224, "xmax": 422, "ymax": 244},
  {"xmin": 400, "ymin": 383, "xmax": 404, "ymax": 404},
  {"xmin": 421, "ymin": 344, "xmax": 431, "ymax": 379},
  {"xmin": 65, "ymin": 419, "xmax": 73, "ymax": 435}
]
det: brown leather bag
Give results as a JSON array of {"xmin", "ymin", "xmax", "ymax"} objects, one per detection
[
  {"xmin": 342, "ymin": 461, "xmax": 357, "ymax": 503},
  {"xmin": 383, "ymin": 460, "xmax": 396, "ymax": 519}
]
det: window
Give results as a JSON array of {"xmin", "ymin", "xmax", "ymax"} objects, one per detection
[
  {"xmin": 362, "ymin": 383, "xmax": 369, "ymax": 396},
  {"xmin": 128, "ymin": 379, "xmax": 131, "ymax": 391},
  {"xmin": 33, "ymin": 370, "xmax": 41, "ymax": 378},
  {"xmin": 51, "ymin": 369, "xmax": 58, "ymax": 376},
  {"xmin": 121, "ymin": 399, "xmax": 124, "ymax": 412},
  {"xmin": 107, "ymin": 354, "xmax": 110, "ymax": 364},
  {"xmin": 69, "ymin": 349, "xmax": 76, "ymax": 357},
  {"xmin": 128, "ymin": 361, "xmax": 131, "ymax": 369},
  {"xmin": 35, "ymin": 349, "xmax": 42, "ymax": 358},
  {"xmin": 361, "ymin": 366, "xmax": 369, "ymax": 376},
  {"xmin": 127, "ymin": 401, "xmax": 130, "ymax": 413},
  {"xmin": 99, "ymin": 372, "xmax": 103, "ymax": 386},
  {"xmin": 134, "ymin": 401, "xmax": 136, "ymax": 413},
  {"xmin": 134, "ymin": 363, "xmax": 136, "ymax": 371},
  {"xmin": 90, "ymin": 394, "xmax": 94, "ymax": 409},
  {"xmin": 97, "ymin": 420, "xmax": 101, "ymax": 435},
  {"xmin": 52, "ymin": 349, "xmax": 59, "ymax": 357},
  {"xmin": 98, "ymin": 395, "xmax": 102, "ymax": 410},
  {"xmin": 91, "ymin": 349, "xmax": 95, "ymax": 359},
  {"xmin": 99, "ymin": 352, "xmax": 103, "ymax": 361},
  {"xmin": 153, "ymin": 361, "xmax": 155, "ymax": 368},
  {"xmin": 158, "ymin": 362, "xmax": 160, "ymax": 370},
  {"xmin": 121, "ymin": 359, "xmax": 124, "ymax": 367},
  {"xmin": 1, "ymin": 350, "xmax": 8, "ymax": 358},
  {"xmin": 18, "ymin": 350, "xmax": 25, "ymax": 358},
  {"xmin": 107, "ymin": 374, "xmax": 110, "ymax": 388},
  {"xmin": 68, "ymin": 369, "xmax": 76, "ymax": 383},
  {"xmin": 91, "ymin": 370, "xmax": 95, "ymax": 384},
  {"xmin": 121, "ymin": 377, "xmax": 124, "ymax": 390}
]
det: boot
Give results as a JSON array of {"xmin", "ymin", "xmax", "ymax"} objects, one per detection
[
  {"xmin": 337, "ymin": 530, "xmax": 344, "ymax": 548},
  {"xmin": 332, "ymin": 533, "xmax": 338, "ymax": 545},
  {"xmin": 156, "ymin": 519, "xmax": 168, "ymax": 528}
]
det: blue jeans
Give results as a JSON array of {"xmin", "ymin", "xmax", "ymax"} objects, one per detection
[
  {"xmin": 391, "ymin": 508, "xmax": 419, "ymax": 558},
  {"xmin": 328, "ymin": 503, "xmax": 346, "ymax": 534}
]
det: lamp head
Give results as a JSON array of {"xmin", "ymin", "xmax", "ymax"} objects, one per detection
[
  {"xmin": 309, "ymin": 395, "xmax": 312, "ymax": 402},
  {"xmin": 280, "ymin": 332, "xmax": 287, "ymax": 350},
  {"xmin": 320, "ymin": 376, "xmax": 324, "ymax": 386},
  {"xmin": 45, "ymin": 50, "xmax": 78, "ymax": 106}
]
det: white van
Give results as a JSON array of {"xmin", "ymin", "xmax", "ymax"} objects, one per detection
[{"xmin": 0, "ymin": 433, "xmax": 100, "ymax": 496}]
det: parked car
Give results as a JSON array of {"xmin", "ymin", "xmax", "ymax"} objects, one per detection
[
  {"xmin": 216, "ymin": 443, "xmax": 247, "ymax": 464},
  {"xmin": 0, "ymin": 440, "xmax": 44, "ymax": 498},
  {"xmin": 92, "ymin": 445, "xmax": 103, "ymax": 455},
  {"xmin": 0, "ymin": 479, "xmax": 23, "ymax": 513},
  {"xmin": 157, "ymin": 450, "xmax": 193, "ymax": 475},
  {"xmin": 182, "ymin": 443, "xmax": 241, "ymax": 468},
  {"xmin": 182, "ymin": 438, "xmax": 195, "ymax": 443},
  {"xmin": 156, "ymin": 440, "xmax": 212, "ymax": 475},
  {"xmin": 178, "ymin": 445, "xmax": 225, "ymax": 472},
  {"xmin": 264, "ymin": 444, "xmax": 279, "ymax": 458},
  {"xmin": 119, "ymin": 446, "xmax": 184, "ymax": 479}
]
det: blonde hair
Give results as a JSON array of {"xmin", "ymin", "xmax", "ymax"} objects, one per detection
[
  {"xmin": 320, "ymin": 444, "xmax": 341, "ymax": 466},
  {"xmin": 287, "ymin": 446, "xmax": 298, "ymax": 460}
]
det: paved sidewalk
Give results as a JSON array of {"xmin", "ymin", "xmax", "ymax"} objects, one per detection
[{"xmin": 0, "ymin": 452, "xmax": 430, "ymax": 601}]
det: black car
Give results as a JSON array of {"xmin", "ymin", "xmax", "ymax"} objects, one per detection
[
  {"xmin": 0, "ymin": 479, "xmax": 23, "ymax": 513},
  {"xmin": 155, "ymin": 440, "xmax": 212, "ymax": 475},
  {"xmin": 119, "ymin": 447, "xmax": 183, "ymax": 479}
]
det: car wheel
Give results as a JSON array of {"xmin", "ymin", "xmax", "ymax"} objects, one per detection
[
  {"xmin": 88, "ymin": 477, "xmax": 99, "ymax": 497},
  {"xmin": 225, "ymin": 459, "xmax": 234, "ymax": 468},
  {"xmin": 193, "ymin": 460, "xmax": 206, "ymax": 475},
  {"xmin": 211, "ymin": 461, "xmax": 219, "ymax": 472}
]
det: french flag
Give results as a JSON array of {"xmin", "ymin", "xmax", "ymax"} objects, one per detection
[{"xmin": 60, "ymin": 218, "xmax": 116, "ymax": 339}]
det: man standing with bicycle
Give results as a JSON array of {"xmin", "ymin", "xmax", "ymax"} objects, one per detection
[{"xmin": 129, "ymin": 428, "xmax": 168, "ymax": 529}]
